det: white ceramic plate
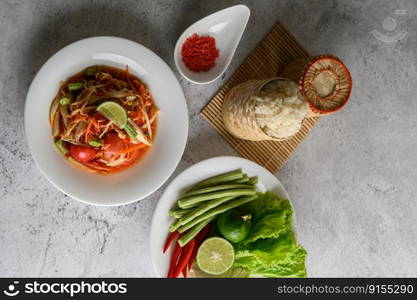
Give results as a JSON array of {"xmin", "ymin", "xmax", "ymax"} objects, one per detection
[
  {"xmin": 150, "ymin": 156, "xmax": 296, "ymax": 277},
  {"xmin": 25, "ymin": 37, "xmax": 188, "ymax": 206},
  {"xmin": 174, "ymin": 5, "xmax": 250, "ymax": 84}
]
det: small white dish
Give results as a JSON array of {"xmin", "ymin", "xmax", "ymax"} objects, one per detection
[
  {"xmin": 25, "ymin": 37, "xmax": 188, "ymax": 206},
  {"xmin": 150, "ymin": 156, "xmax": 296, "ymax": 277},
  {"xmin": 174, "ymin": 5, "xmax": 250, "ymax": 84}
]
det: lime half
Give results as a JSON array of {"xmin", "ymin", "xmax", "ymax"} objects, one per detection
[
  {"xmin": 96, "ymin": 101, "xmax": 127, "ymax": 129},
  {"xmin": 197, "ymin": 237, "xmax": 235, "ymax": 275}
]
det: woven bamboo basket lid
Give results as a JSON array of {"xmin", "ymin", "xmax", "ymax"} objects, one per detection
[
  {"xmin": 281, "ymin": 54, "xmax": 352, "ymax": 116},
  {"xmin": 222, "ymin": 77, "xmax": 307, "ymax": 142}
]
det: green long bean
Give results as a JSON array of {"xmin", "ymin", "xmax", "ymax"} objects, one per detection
[
  {"xmin": 247, "ymin": 176, "xmax": 259, "ymax": 185},
  {"xmin": 229, "ymin": 176, "xmax": 250, "ymax": 184},
  {"xmin": 178, "ymin": 188, "xmax": 256, "ymax": 209},
  {"xmin": 169, "ymin": 218, "xmax": 182, "ymax": 232},
  {"xmin": 179, "ymin": 196, "xmax": 236, "ymax": 226},
  {"xmin": 59, "ymin": 97, "xmax": 71, "ymax": 105},
  {"xmin": 169, "ymin": 208, "xmax": 192, "ymax": 219},
  {"xmin": 187, "ymin": 169, "xmax": 243, "ymax": 192},
  {"xmin": 178, "ymin": 195, "xmax": 257, "ymax": 233},
  {"xmin": 180, "ymin": 184, "xmax": 252, "ymax": 199},
  {"xmin": 85, "ymin": 67, "xmax": 96, "ymax": 76},
  {"xmin": 68, "ymin": 82, "xmax": 84, "ymax": 91},
  {"xmin": 178, "ymin": 216, "xmax": 215, "ymax": 247}
]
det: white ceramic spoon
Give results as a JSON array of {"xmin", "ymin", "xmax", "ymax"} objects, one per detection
[{"xmin": 174, "ymin": 5, "xmax": 250, "ymax": 84}]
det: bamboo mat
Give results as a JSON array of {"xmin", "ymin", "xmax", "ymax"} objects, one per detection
[{"xmin": 201, "ymin": 22, "xmax": 320, "ymax": 173}]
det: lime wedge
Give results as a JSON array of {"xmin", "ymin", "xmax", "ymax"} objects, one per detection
[
  {"xmin": 197, "ymin": 237, "xmax": 235, "ymax": 275},
  {"xmin": 96, "ymin": 101, "xmax": 127, "ymax": 129}
]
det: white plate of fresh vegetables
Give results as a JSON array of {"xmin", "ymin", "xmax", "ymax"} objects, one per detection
[{"xmin": 150, "ymin": 156, "xmax": 307, "ymax": 278}]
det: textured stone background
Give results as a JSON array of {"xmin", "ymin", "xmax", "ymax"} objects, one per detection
[{"xmin": 0, "ymin": 0, "xmax": 416, "ymax": 277}]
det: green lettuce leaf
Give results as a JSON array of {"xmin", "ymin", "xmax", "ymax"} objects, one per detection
[
  {"xmin": 233, "ymin": 192, "xmax": 307, "ymax": 278},
  {"xmin": 241, "ymin": 192, "xmax": 293, "ymax": 244}
]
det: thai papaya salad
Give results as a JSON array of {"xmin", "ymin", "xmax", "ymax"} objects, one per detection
[
  {"xmin": 163, "ymin": 169, "xmax": 307, "ymax": 278},
  {"xmin": 49, "ymin": 65, "xmax": 158, "ymax": 174}
]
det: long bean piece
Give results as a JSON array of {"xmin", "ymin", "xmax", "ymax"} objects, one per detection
[
  {"xmin": 187, "ymin": 169, "xmax": 243, "ymax": 192},
  {"xmin": 180, "ymin": 184, "xmax": 252, "ymax": 199},
  {"xmin": 178, "ymin": 195, "xmax": 257, "ymax": 233},
  {"xmin": 247, "ymin": 176, "xmax": 259, "ymax": 185},
  {"xmin": 178, "ymin": 188, "xmax": 256, "ymax": 209},
  {"xmin": 178, "ymin": 216, "xmax": 215, "ymax": 247},
  {"xmin": 169, "ymin": 209, "xmax": 192, "ymax": 219},
  {"xmin": 230, "ymin": 176, "xmax": 250, "ymax": 184},
  {"xmin": 179, "ymin": 196, "xmax": 236, "ymax": 226},
  {"xmin": 169, "ymin": 218, "xmax": 182, "ymax": 232},
  {"xmin": 68, "ymin": 82, "xmax": 84, "ymax": 91}
]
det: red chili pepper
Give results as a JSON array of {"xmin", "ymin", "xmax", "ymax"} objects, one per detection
[
  {"xmin": 172, "ymin": 240, "xmax": 195, "ymax": 278},
  {"xmin": 187, "ymin": 248, "xmax": 197, "ymax": 271},
  {"xmin": 187, "ymin": 225, "xmax": 211, "ymax": 270},
  {"xmin": 163, "ymin": 231, "xmax": 180, "ymax": 253},
  {"xmin": 167, "ymin": 242, "xmax": 182, "ymax": 278},
  {"xmin": 182, "ymin": 266, "xmax": 187, "ymax": 278}
]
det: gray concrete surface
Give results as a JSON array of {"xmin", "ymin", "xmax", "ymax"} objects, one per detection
[{"xmin": 0, "ymin": 0, "xmax": 416, "ymax": 277}]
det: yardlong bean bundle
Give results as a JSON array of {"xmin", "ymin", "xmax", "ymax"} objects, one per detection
[
  {"xmin": 178, "ymin": 188, "xmax": 256, "ymax": 209},
  {"xmin": 180, "ymin": 196, "xmax": 236, "ymax": 226},
  {"xmin": 187, "ymin": 169, "xmax": 244, "ymax": 192},
  {"xmin": 178, "ymin": 195, "xmax": 257, "ymax": 233},
  {"xmin": 167, "ymin": 170, "xmax": 260, "ymax": 246},
  {"xmin": 180, "ymin": 184, "xmax": 253, "ymax": 199}
]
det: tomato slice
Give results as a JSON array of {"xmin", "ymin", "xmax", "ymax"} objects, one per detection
[
  {"xmin": 103, "ymin": 132, "xmax": 126, "ymax": 160},
  {"xmin": 69, "ymin": 144, "xmax": 98, "ymax": 162}
]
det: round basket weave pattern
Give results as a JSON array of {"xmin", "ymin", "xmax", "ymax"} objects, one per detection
[
  {"xmin": 281, "ymin": 54, "xmax": 352, "ymax": 116},
  {"xmin": 222, "ymin": 78, "xmax": 304, "ymax": 142}
]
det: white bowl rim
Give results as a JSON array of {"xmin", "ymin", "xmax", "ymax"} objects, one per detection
[{"xmin": 24, "ymin": 36, "xmax": 189, "ymax": 206}]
